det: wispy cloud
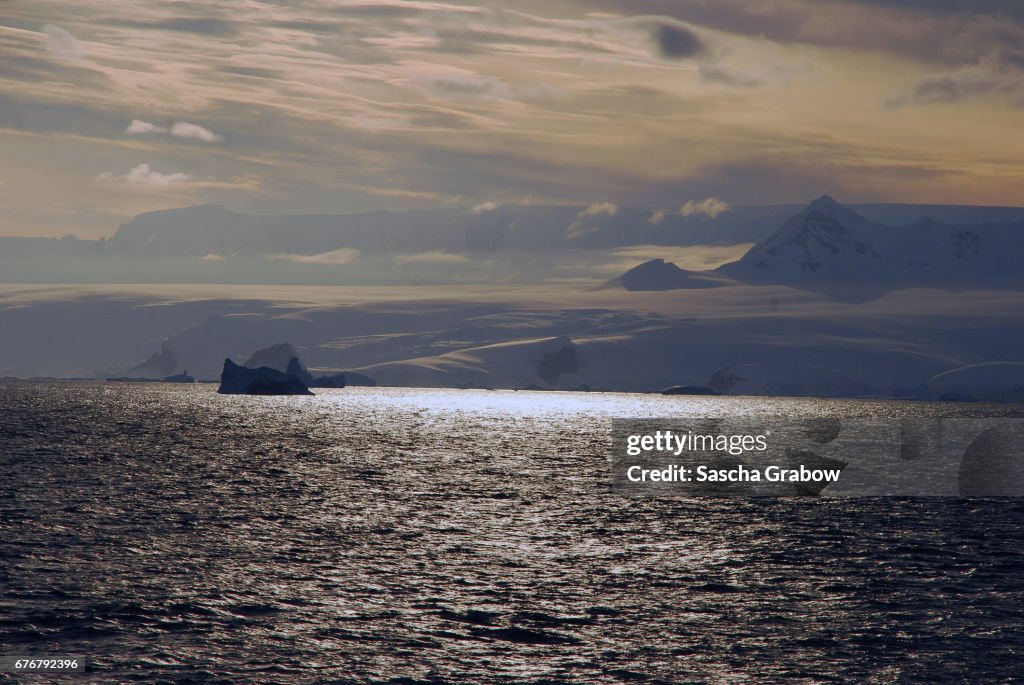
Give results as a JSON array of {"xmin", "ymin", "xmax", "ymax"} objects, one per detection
[
  {"xmin": 170, "ymin": 122, "xmax": 222, "ymax": 142},
  {"xmin": 699, "ymin": 64, "xmax": 760, "ymax": 87},
  {"xmin": 96, "ymin": 163, "xmax": 193, "ymax": 187},
  {"xmin": 273, "ymin": 248, "xmax": 361, "ymax": 265},
  {"xmin": 649, "ymin": 197, "xmax": 730, "ymax": 223},
  {"xmin": 125, "ymin": 120, "xmax": 223, "ymax": 142},
  {"xmin": 395, "ymin": 250, "xmax": 469, "ymax": 264},
  {"xmin": 579, "ymin": 202, "xmax": 619, "ymax": 218},
  {"xmin": 567, "ymin": 202, "xmax": 619, "ymax": 239},
  {"xmin": 469, "ymin": 201, "xmax": 498, "ymax": 214},
  {"xmin": 887, "ymin": 48, "xmax": 1024, "ymax": 107},
  {"xmin": 681, "ymin": 197, "xmax": 730, "ymax": 218},
  {"xmin": 405, "ymin": 67, "xmax": 514, "ymax": 100},
  {"xmin": 42, "ymin": 24, "xmax": 84, "ymax": 61}
]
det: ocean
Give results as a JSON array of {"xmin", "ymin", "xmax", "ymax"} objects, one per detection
[{"xmin": 2, "ymin": 381, "xmax": 1023, "ymax": 683}]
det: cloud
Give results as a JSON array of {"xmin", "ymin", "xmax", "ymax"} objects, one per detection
[
  {"xmin": 649, "ymin": 21, "xmax": 705, "ymax": 60},
  {"xmin": 888, "ymin": 50, "xmax": 1024, "ymax": 107},
  {"xmin": 581, "ymin": 201, "xmax": 620, "ymax": 218},
  {"xmin": 403, "ymin": 63, "xmax": 561, "ymax": 102},
  {"xmin": 42, "ymin": 24, "xmax": 84, "ymax": 61},
  {"xmin": 409, "ymin": 70, "xmax": 513, "ymax": 99},
  {"xmin": 699, "ymin": 64, "xmax": 761, "ymax": 87},
  {"xmin": 170, "ymin": 122, "xmax": 222, "ymax": 142},
  {"xmin": 200, "ymin": 253, "xmax": 226, "ymax": 262},
  {"xmin": 126, "ymin": 119, "xmax": 163, "ymax": 135},
  {"xmin": 125, "ymin": 120, "xmax": 222, "ymax": 142},
  {"xmin": 567, "ymin": 201, "xmax": 619, "ymax": 238},
  {"xmin": 395, "ymin": 250, "xmax": 470, "ymax": 264},
  {"xmin": 681, "ymin": 197, "xmax": 730, "ymax": 218},
  {"xmin": 648, "ymin": 197, "xmax": 730, "ymax": 223},
  {"xmin": 217, "ymin": 65, "xmax": 282, "ymax": 79},
  {"xmin": 96, "ymin": 163, "xmax": 193, "ymax": 187},
  {"xmin": 273, "ymin": 248, "xmax": 361, "ymax": 265},
  {"xmin": 469, "ymin": 201, "xmax": 498, "ymax": 214}
]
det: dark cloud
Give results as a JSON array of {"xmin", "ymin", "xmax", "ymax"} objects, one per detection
[
  {"xmin": 217, "ymin": 65, "xmax": 282, "ymax": 79},
  {"xmin": 914, "ymin": 76, "xmax": 986, "ymax": 103},
  {"xmin": 999, "ymin": 51, "xmax": 1024, "ymax": 70},
  {"xmin": 584, "ymin": 1, "xmax": 809, "ymax": 44},
  {"xmin": 892, "ymin": 71, "xmax": 1024, "ymax": 107},
  {"xmin": 426, "ymin": 27, "xmax": 616, "ymax": 57},
  {"xmin": 414, "ymin": 73, "xmax": 510, "ymax": 98},
  {"xmin": 106, "ymin": 17, "xmax": 239, "ymax": 37},
  {"xmin": 588, "ymin": 0, "xmax": 1024, "ymax": 67},
  {"xmin": 268, "ymin": 19, "xmax": 354, "ymax": 32},
  {"xmin": 650, "ymin": 22, "xmax": 704, "ymax": 59},
  {"xmin": 888, "ymin": 46, "xmax": 1024, "ymax": 107},
  {"xmin": 699, "ymin": 64, "xmax": 760, "ymax": 87}
]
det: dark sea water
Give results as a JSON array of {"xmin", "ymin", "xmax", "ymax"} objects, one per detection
[{"xmin": 2, "ymin": 381, "xmax": 1023, "ymax": 684}]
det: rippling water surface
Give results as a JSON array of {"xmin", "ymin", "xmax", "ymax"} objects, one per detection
[{"xmin": 2, "ymin": 381, "xmax": 1023, "ymax": 683}]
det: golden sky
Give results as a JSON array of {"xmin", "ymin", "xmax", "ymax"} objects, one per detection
[{"xmin": 2, "ymin": 0, "xmax": 1023, "ymax": 237}]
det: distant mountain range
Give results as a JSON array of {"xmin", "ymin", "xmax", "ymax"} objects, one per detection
[
  {"xmin": 97, "ymin": 203, "xmax": 797, "ymax": 254},
  {"xmin": 100, "ymin": 200, "xmax": 1024, "ymax": 255},
  {"xmin": 608, "ymin": 196, "xmax": 1024, "ymax": 291},
  {"xmin": 2, "ymin": 194, "xmax": 1023, "ymax": 398},
  {"xmin": 3, "ymin": 197, "xmax": 1024, "ymax": 286},
  {"xmin": 7, "ymin": 199, "xmax": 1024, "ymax": 257}
]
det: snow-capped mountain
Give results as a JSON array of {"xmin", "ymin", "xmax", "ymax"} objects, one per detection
[
  {"xmin": 719, "ymin": 195, "xmax": 1024, "ymax": 287},
  {"xmin": 724, "ymin": 195, "xmax": 882, "ymax": 278}
]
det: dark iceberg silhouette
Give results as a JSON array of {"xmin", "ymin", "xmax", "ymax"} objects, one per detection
[
  {"xmin": 246, "ymin": 343, "xmax": 314, "ymax": 385},
  {"xmin": 537, "ymin": 338, "xmax": 577, "ymax": 384},
  {"xmin": 218, "ymin": 358, "xmax": 313, "ymax": 395}
]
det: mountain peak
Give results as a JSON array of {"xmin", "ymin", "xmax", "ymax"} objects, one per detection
[
  {"xmin": 601, "ymin": 257, "xmax": 731, "ymax": 291},
  {"xmin": 723, "ymin": 194, "xmax": 882, "ymax": 278},
  {"xmin": 807, "ymin": 194, "xmax": 840, "ymax": 211}
]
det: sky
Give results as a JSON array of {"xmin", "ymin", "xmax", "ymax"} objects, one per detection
[{"xmin": 2, "ymin": 0, "xmax": 1024, "ymax": 238}]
